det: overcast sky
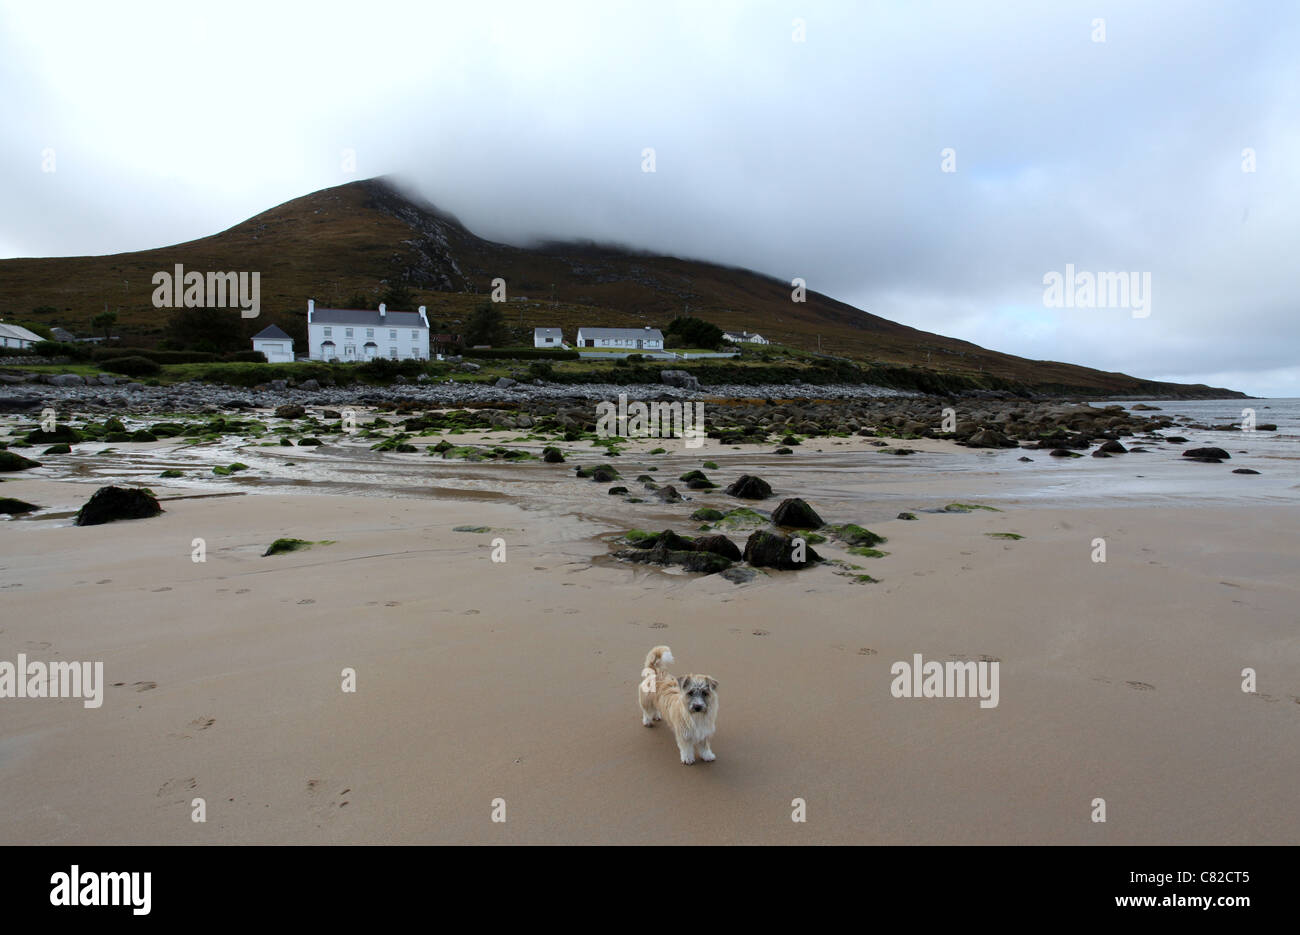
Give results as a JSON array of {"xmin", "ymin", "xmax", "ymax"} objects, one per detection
[{"xmin": 2, "ymin": 1, "xmax": 1296, "ymax": 395}]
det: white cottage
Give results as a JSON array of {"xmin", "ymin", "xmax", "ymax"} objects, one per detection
[
  {"xmin": 575, "ymin": 326, "xmax": 664, "ymax": 350},
  {"xmin": 306, "ymin": 299, "xmax": 430, "ymax": 361},
  {"xmin": 721, "ymin": 330, "xmax": 769, "ymax": 345},
  {"xmin": 534, "ymin": 327, "xmax": 564, "ymax": 348},
  {"xmin": 251, "ymin": 324, "xmax": 295, "ymax": 362},
  {"xmin": 0, "ymin": 322, "xmax": 44, "ymax": 351}
]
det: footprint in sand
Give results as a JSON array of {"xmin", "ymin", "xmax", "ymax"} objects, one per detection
[
  {"xmin": 155, "ymin": 777, "xmax": 197, "ymax": 798},
  {"xmin": 858, "ymin": 648, "xmax": 877, "ymax": 656},
  {"xmin": 189, "ymin": 717, "xmax": 215, "ymax": 730},
  {"xmin": 649, "ymin": 622, "xmax": 667, "ymax": 629},
  {"xmin": 96, "ymin": 579, "xmax": 112, "ymax": 585},
  {"xmin": 152, "ymin": 587, "xmax": 172, "ymax": 592},
  {"xmin": 1126, "ymin": 681, "xmax": 1155, "ymax": 691},
  {"xmin": 133, "ymin": 681, "xmax": 157, "ymax": 692},
  {"xmin": 236, "ymin": 588, "xmax": 249, "ymax": 594},
  {"xmin": 385, "ymin": 601, "xmax": 400, "ymax": 607},
  {"xmin": 297, "ymin": 599, "xmax": 315, "ymax": 605},
  {"xmin": 1092, "ymin": 677, "xmax": 1113, "ymax": 684},
  {"xmin": 462, "ymin": 609, "xmax": 480, "ymax": 615},
  {"xmin": 752, "ymin": 629, "xmax": 770, "ymax": 636}
]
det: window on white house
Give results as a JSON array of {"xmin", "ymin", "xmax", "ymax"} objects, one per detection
[
  {"xmin": 411, "ymin": 330, "xmax": 419, "ymax": 339},
  {"xmin": 345, "ymin": 345, "xmax": 355, "ymax": 356},
  {"xmin": 390, "ymin": 347, "xmax": 398, "ymax": 358},
  {"xmin": 323, "ymin": 327, "xmax": 332, "ymax": 337},
  {"xmin": 366, "ymin": 328, "xmax": 374, "ymax": 338},
  {"xmin": 345, "ymin": 328, "xmax": 353, "ymax": 338},
  {"xmin": 389, "ymin": 329, "xmax": 397, "ymax": 340}
]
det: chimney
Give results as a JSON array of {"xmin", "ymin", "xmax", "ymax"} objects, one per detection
[
  {"xmin": 307, "ymin": 299, "xmax": 314, "ymax": 321},
  {"xmin": 379, "ymin": 303, "xmax": 386, "ymax": 318}
]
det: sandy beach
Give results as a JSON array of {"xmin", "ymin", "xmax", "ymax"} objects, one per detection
[{"xmin": 1, "ymin": 404, "xmax": 1298, "ymax": 845}]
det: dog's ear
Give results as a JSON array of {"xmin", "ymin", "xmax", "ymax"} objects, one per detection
[{"xmin": 707, "ymin": 678, "xmax": 718, "ymax": 691}]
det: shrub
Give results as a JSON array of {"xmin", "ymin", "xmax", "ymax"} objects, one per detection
[
  {"xmin": 32, "ymin": 340, "xmax": 92, "ymax": 361},
  {"xmin": 102, "ymin": 356, "xmax": 162, "ymax": 377}
]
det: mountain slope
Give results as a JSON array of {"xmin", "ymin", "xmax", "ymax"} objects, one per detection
[{"xmin": 0, "ymin": 177, "xmax": 1240, "ymax": 396}]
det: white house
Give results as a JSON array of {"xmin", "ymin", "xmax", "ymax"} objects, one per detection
[
  {"xmin": 722, "ymin": 330, "xmax": 769, "ymax": 345},
  {"xmin": 0, "ymin": 322, "xmax": 44, "ymax": 351},
  {"xmin": 306, "ymin": 299, "xmax": 430, "ymax": 361},
  {"xmin": 575, "ymin": 326, "xmax": 664, "ymax": 350},
  {"xmin": 251, "ymin": 324, "xmax": 295, "ymax": 363},
  {"xmin": 534, "ymin": 327, "xmax": 563, "ymax": 348}
]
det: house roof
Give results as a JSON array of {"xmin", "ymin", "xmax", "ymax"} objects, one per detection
[
  {"xmin": 311, "ymin": 307, "xmax": 427, "ymax": 328},
  {"xmin": 0, "ymin": 323, "xmax": 44, "ymax": 342},
  {"xmin": 576, "ymin": 327, "xmax": 664, "ymax": 341},
  {"xmin": 252, "ymin": 324, "xmax": 293, "ymax": 341},
  {"xmin": 534, "ymin": 327, "xmax": 562, "ymax": 338}
]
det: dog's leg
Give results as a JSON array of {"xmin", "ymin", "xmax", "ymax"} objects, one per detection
[
  {"xmin": 697, "ymin": 739, "xmax": 716, "ymax": 762},
  {"xmin": 640, "ymin": 693, "xmax": 657, "ymax": 727},
  {"xmin": 677, "ymin": 737, "xmax": 696, "ymax": 765}
]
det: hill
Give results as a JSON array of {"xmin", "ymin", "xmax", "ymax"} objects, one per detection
[{"xmin": 0, "ymin": 177, "xmax": 1241, "ymax": 397}]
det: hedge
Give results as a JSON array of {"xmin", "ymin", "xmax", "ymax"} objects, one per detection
[{"xmin": 461, "ymin": 347, "xmax": 580, "ymax": 361}]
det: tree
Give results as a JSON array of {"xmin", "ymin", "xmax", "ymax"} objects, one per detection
[
  {"xmin": 91, "ymin": 310, "xmax": 117, "ymax": 341},
  {"xmin": 464, "ymin": 302, "xmax": 507, "ymax": 347},
  {"xmin": 164, "ymin": 308, "xmax": 247, "ymax": 354},
  {"xmin": 381, "ymin": 282, "xmax": 414, "ymax": 309},
  {"xmin": 665, "ymin": 316, "xmax": 723, "ymax": 350}
]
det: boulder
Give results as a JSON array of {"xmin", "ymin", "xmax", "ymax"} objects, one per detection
[
  {"xmin": 770, "ymin": 497, "xmax": 824, "ymax": 529},
  {"xmin": 693, "ymin": 534, "xmax": 743, "ymax": 561},
  {"xmin": 965, "ymin": 428, "xmax": 1017, "ymax": 448},
  {"xmin": 74, "ymin": 486, "xmax": 163, "ymax": 526},
  {"xmin": 0, "ymin": 497, "xmax": 39, "ymax": 514},
  {"xmin": 542, "ymin": 447, "xmax": 565, "ymax": 463},
  {"xmin": 1183, "ymin": 447, "xmax": 1230, "ymax": 461},
  {"xmin": 275, "ymin": 404, "xmax": 306, "ymax": 419},
  {"xmin": 48, "ymin": 373, "xmax": 85, "ymax": 386},
  {"xmin": 660, "ymin": 370, "xmax": 700, "ymax": 391},
  {"xmin": 1098, "ymin": 440, "xmax": 1128, "ymax": 453},
  {"xmin": 496, "ymin": 377, "xmax": 517, "ymax": 389},
  {"xmin": 653, "ymin": 484, "xmax": 683, "ymax": 503},
  {"xmin": 1232, "ymin": 468, "xmax": 1260, "ymax": 475},
  {"xmin": 298, "ymin": 379, "xmax": 320, "ymax": 391},
  {"xmin": 724, "ymin": 474, "xmax": 773, "ymax": 499},
  {"xmin": 0, "ymin": 450, "xmax": 40, "ymax": 472},
  {"xmin": 743, "ymin": 530, "xmax": 822, "ymax": 569}
]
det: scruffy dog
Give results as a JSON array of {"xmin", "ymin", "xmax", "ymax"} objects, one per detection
[{"xmin": 639, "ymin": 645, "xmax": 718, "ymax": 765}]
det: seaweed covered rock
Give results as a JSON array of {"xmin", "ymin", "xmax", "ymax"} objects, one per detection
[
  {"xmin": 0, "ymin": 450, "xmax": 41, "ymax": 472},
  {"xmin": 771, "ymin": 497, "xmax": 824, "ymax": 529},
  {"xmin": 724, "ymin": 474, "xmax": 773, "ymax": 500},
  {"xmin": 693, "ymin": 534, "xmax": 742, "ymax": 561},
  {"xmin": 743, "ymin": 530, "xmax": 822, "ymax": 569},
  {"xmin": 74, "ymin": 486, "xmax": 162, "ymax": 526},
  {"xmin": 275, "ymin": 404, "xmax": 306, "ymax": 419}
]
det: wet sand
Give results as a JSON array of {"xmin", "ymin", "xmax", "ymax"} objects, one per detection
[{"xmin": 1, "ymin": 413, "xmax": 1297, "ymax": 844}]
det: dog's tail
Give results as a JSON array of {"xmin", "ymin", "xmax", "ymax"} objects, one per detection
[{"xmin": 644, "ymin": 645, "xmax": 674, "ymax": 674}]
